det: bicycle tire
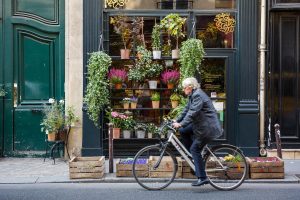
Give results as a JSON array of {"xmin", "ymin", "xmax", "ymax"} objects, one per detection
[
  {"xmin": 204, "ymin": 144, "xmax": 248, "ymax": 191},
  {"xmin": 132, "ymin": 144, "xmax": 177, "ymax": 190}
]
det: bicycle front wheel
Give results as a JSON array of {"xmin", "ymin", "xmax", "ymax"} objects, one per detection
[
  {"xmin": 132, "ymin": 144, "xmax": 177, "ymax": 190},
  {"xmin": 204, "ymin": 144, "xmax": 248, "ymax": 191}
]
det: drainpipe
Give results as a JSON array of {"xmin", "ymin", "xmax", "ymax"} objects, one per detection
[{"xmin": 259, "ymin": 0, "xmax": 267, "ymax": 156}]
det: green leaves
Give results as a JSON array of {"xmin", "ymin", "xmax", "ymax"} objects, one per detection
[
  {"xmin": 179, "ymin": 39, "xmax": 205, "ymax": 83},
  {"xmin": 84, "ymin": 51, "xmax": 112, "ymax": 127}
]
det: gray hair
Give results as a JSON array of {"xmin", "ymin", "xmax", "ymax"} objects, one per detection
[{"xmin": 182, "ymin": 77, "xmax": 200, "ymax": 89}]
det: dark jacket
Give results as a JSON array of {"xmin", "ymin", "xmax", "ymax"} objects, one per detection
[{"xmin": 176, "ymin": 88, "xmax": 223, "ymax": 140}]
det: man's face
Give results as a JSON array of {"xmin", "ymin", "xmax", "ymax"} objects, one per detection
[{"xmin": 183, "ymin": 85, "xmax": 193, "ymax": 96}]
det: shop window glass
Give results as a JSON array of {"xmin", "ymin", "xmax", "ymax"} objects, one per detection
[
  {"xmin": 198, "ymin": 58, "xmax": 226, "ymax": 129},
  {"xmin": 196, "ymin": 15, "xmax": 235, "ymax": 48}
]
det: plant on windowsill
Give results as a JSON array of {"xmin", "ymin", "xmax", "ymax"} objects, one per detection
[
  {"xmin": 151, "ymin": 92, "xmax": 160, "ymax": 109},
  {"xmin": 161, "ymin": 69, "xmax": 180, "ymax": 89},
  {"xmin": 135, "ymin": 123, "xmax": 147, "ymax": 138},
  {"xmin": 146, "ymin": 123, "xmax": 159, "ymax": 139},
  {"xmin": 84, "ymin": 51, "xmax": 111, "ymax": 127},
  {"xmin": 151, "ymin": 24, "xmax": 162, "ymax": 59},
  {"xmin": 108, "ymin": 68, "xmax": 127, "ymax": 89},
  {"xmin": 121, "ymin": 97, "xmax": 131, "ymax": 109},
  {"xmin": 147, "ymin": 62, "xmax": 163, "ymax": 89},
  {"xmin": 110, "ymin": 15, "xmax": 132, "ymax": 59},
  {"xmin": 130, "ymin": 96, "xmax": 138, "ymax": 109},
  {"xmin": 179, "ymin": 38, "xmax": 205, "ymax": 83},
  {"xmin": 160, "ymin": 13, "xmax": 186, "ymax": 59},
  {"xmin": 121, "ymin": 116, "xmax": 136, "ymax": 139}
]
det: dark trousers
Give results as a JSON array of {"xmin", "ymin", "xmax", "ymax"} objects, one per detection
[{"xmin": 179, "ymin": 124, "xmax": 208, "ymax": 179}]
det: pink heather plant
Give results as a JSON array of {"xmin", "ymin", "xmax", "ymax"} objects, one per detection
[
  {"xmin": 161, "ymin": 70, "xmax": 180, "ymax": 84},
  {"xmin": 108, "ymin": 111, "xmax": 128, "ymax": 128},
  {"xmin": 108, "ymin": 68, "xmax": 127, "ymax": 84}
]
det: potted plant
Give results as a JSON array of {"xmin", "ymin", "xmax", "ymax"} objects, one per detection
[
  {"xmin": 161, "ymin": 13, "xmax": 186, "ymax": 59},
  {"xmin": 130, "ymin": 96, "xmax": 138, "ymax": 109},
  {"xmin": 121, "ymin": 97, "xmax": 131, "ymax": 109},
  {"xmin": 179, "ymin": 38, "xmax": 205, "ymax": 83},
  {"xmin": 40, "ymin": 98, "xmax": 65, "ymax": 141},
  {"xmin": 162, "ymin": 43, "xmax": 173, "ymax": 67},
  {"xmin": 170, "ymin": 93, "xmax": 181, "ymax": 108},
  {"xmin": 151, "ymin": 24, "xmax": 162, "ymax": 59},
  {"xmin": 135, "ymin": 123, "xmax": 147, "ymax": 138},
  {"xmin": 147, "ymin": 62, "xmax": 163, "ymax": 89},
  {"xmin": 108, "ymin": 68, "xmax": 127, "ymax": 89},
  {"xmin": 107, "ymin": 111, "xmax": 126, "ymax": 139},
  {"xmin": 84, "ymin": 51, "xmax": 111, "ymax": 127},
  {"xmin": 121, "ymin": 116, "xmax": 135, "ymax": 139},
  {"xmin": 146, "ymin": 123, "xmax": 159, "ymax": 139},
  {"xmin": 161, "ymin": 70, "xmax": 180, "ymax": 89},
  {"xmin": 110, "ymin": 15, "xmax": 132, "ymax": 59},
  {"xmin": 151, "ymin": 92, "xmax": 160, "ymax": 108}
]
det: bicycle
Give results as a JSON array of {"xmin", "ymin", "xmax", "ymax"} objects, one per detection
[{"xmin": 132, "ymin": 120, "xmax": 248, "ymax": 191}]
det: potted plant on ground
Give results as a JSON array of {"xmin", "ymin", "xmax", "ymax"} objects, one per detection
[
  {"xmin": 110, "ymin": 15, "xmax": 132, "ymax": 59},
  {"xmin": 151, "ymin": 92, "xmax": 160, "ymax": 108},
  {"xmin": 121, "ymin": 97, "xmax": 131, "ymax": 109},
  {"xmin": 146, "ymin": 123, "xmax": 159, "ymax": 139},
  {"xmin": 161, "ymin": 70, "xmax": 180, "ymax": 89},
  {"xmin": 108, "ymin": 68, "xmax": 127, "ymax": 89},
  {"xmin": 147, "ymin": 62, "xmax": 163, "ymax": 89},
  {"xmin": 135, "ymin": 123, "xmax": 147, "ymax": 138},
  {"xmin": 179, "ymin": 38, "xmax": 205, "ymax": 83},
  {"xmin": 170, "ymin": 93, "xmax": 181, "ymax": 108},
  {"xmin": 84, "ymin": 51, "xmax": 111, "ymax": 127},
  {"xmin": 151, "ymin": 24, "xmax": 162, "ymax": 59},
  {"xmin": 121, "ymin": 116, "xmax": 135, "ymax": 139},
  {"xmin": 130, "ymin": 96, "xmax": 138, "ymax": 109},
  {"xmin": 161, "ymin": 13, "xmax": 186, "ymax": 59}
]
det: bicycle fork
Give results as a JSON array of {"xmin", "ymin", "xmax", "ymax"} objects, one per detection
[{"xmin": 153, "ymin": 143, "xmax": 169, "ymax": 169}]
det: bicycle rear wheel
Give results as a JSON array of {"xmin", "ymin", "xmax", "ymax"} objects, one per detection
[
  {"xmin": 204, "ymin": 144, "xmax": 248, "ymax": 191},
  {"xmin": 132, "ymin": 144, "xmax": 177, "ymax": 190}
]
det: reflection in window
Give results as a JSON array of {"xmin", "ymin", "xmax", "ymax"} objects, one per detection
[
  {"xmin": 196, "ymin": 15, "xmax": 235, "ymax": 48},
  {"xmin": 198, "ymin": 58, "xmax": 226, "ymax": 129}
]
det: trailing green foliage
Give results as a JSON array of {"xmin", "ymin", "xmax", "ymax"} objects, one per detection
[
  {"xmin": 84, "ymin": 51, "xmax": 112, "ymax": 127},
  {"xmin": 179, "ymin": 38, "xmax": 205, "ymax": 83},
  {"xmin": 151, "ymin": 24, "xmax": 161, "ymax": 50}
]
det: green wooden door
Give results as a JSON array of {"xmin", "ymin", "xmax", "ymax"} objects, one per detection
[
  {"xmin": 0, "ymin": 0, "xmax": 3, "ymax": 156},
  {"xmin": 3, "ymin": 0, "xmax": 64, "ymax": 155}
]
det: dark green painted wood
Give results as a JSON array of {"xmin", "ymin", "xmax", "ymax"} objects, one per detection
[
  {"xmin": 0, "ymin": 0, "xmax": 3, "ymax": 156},
  {"xmin": 237, "ymin": 0, "xmax": 259, "ymax": 156},
  {"xmin": 82, "ymin": 0, "xmax": 104, "ymax": 156},
  {"xmin": 3, "ymin": 0, "xmax": 65, "ymax": 155}
]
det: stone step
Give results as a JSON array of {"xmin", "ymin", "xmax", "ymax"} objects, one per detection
[{"xmin": 267, "ymin": 149, "xmax": 300, "ymax": 159}]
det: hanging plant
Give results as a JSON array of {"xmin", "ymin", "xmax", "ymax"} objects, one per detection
[
  {"xmin": 179, "ymin": 38, "xmax": 205, "ymax": 83},
  {"xmin": 84, "ymin": 51, "xmax": 112, "ymax": 127}
]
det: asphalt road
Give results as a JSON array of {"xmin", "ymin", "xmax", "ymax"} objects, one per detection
[{"xmin": 0, "ymin": 183, "xmax": 300, "ymax": 200}]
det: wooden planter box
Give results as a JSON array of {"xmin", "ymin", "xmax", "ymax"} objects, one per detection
[
  {"xmin": 181, "ymin": 160, "xmax": 197, "ymax": 179},
  {"xmin": 247, "ymin": 157, "xmax": 284, "ymax": 179},
  {"xmin": 69, "ymin": 156, "xmax": 105, "ymax": 179},
  {"xmin": 116, "ymin": 158, "xmax": 149, "ymax": 177},
  {"xmin": 149, "ymin": 156, "xmax": 182, "ymax": 178}
]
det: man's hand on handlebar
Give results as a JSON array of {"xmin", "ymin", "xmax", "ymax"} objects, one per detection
[{"xmin": 172, "ymin": 122, "xmax": 182, "ymax": 129}]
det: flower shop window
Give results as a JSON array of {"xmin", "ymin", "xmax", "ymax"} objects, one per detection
[
  {"xmin": 199, "ymin": 58, "xmax": 226, "ymax": 130},
  {"xmin": 196, "ymin": 14, "xmax": 236, "ymax": 48},
  {"xmin": 108, "ymin": 16, "xmax": 160, "ymax": 57}
]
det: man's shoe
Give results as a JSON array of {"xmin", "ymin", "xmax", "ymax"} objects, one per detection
[{"xmin": 191, "ymin": 178, "xmax": 209, "ymax": 187}]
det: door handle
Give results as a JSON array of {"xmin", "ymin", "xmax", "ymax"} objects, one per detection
[{"xmin": 13, "ymin": 83, "xmax": 18, "ymax": 107}]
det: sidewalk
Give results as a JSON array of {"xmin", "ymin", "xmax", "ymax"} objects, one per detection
[{"xmin": 0, "ymin": 157, "xmax": 299, "ymax": 184}]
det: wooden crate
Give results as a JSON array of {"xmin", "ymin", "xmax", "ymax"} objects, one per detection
[
  {"xmin": 247, "ymin": 157, "xmax": 284, "ymax": 179},
  {"xmin": 69, "ymin": 156, "xmax": 105, "ymax": 179},
  {"xmin": 149, "ymin": 156, "xmax": 182, "ymax": 178},
  {"xmin": 181, "ymin": 160, "xmax": 197, "ymax": 179},
  {"xmin": 116, "ymin": 158, "xmax": 149, "ymax": 177}
]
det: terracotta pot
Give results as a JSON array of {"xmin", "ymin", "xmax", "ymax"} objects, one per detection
[
  {"xmin": 115, "ymin": 83, "xmax": 122, "ymax": 89},
  {"xmin": 152, "ymin": 101, "xmax": 160, "ymax": 109},
  {"xmin": 171, "ymin": 101, "xmax": 179, "ymax": 108},
  {"xmin": 47, "ymin": 132, "xmax": 56, "ymax": 141},
  {"xmin": 120, "ymin": 49, "xmax": 130, "ymax": 59},
  {"xmin": 123, "ymin": 103, "xmax": 129, "ymax": 109},
  {"xmin": 113, "ymin": 128, "xmax": 121, "ymax": 139},
  {"xmin": 130, "ymin": 102, "xmax": 137, "ymax": 109},
  {"xmin": 167, "ymin": 83, "xmax": 174, "ymax": 89}
]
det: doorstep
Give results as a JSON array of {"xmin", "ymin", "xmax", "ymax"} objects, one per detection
[{"xmin": 267, "ymin": 149, "xmax": 300, "ymax": 159}]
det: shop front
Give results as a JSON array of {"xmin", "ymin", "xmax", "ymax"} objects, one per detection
[{"xmin": 82, "ymin": 0, "xmax": 259, "ymax": 157}]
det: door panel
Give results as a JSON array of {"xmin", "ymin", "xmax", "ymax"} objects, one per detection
[
  {"xmin": 269, "ymin": 12, "xmax": 300, "ymax": 147},
  {"xmin": 3, "ymin": 0, "xmax": 64, "ymax": 154}
]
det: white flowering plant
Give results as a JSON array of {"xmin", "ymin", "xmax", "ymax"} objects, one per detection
[{"xmin": 40, "ymin": 98, "xmax": 79, "ymax": 134}]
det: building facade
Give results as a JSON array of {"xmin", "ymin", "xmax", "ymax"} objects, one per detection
[{"xmin": 0, "ymin": 0, "xmax": 299, "ymax": 158}]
